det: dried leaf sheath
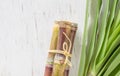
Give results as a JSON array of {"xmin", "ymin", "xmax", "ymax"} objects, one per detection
[{"xmin": 44, "ymin": 24, "xmax": 59, "ymax": 76}]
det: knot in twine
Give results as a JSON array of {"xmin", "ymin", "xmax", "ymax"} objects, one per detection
[{"xmin": 49, "ymin": 32, "xmax": 72, "ymax": 67}]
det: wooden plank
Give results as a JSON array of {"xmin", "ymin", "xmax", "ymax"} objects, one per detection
[{"xmin": 0, "ymin": 0, "xmax": 86, "ymax": 76}]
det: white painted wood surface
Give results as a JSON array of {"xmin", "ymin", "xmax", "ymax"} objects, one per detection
[{"xmin": 0, "ymin": 0, "xmax": 86, "ymax": 76}]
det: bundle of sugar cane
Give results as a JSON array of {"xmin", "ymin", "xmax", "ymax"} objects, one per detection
[{"xmin": 44, "ymin": 21, "xmax": 77, "ymax": 76}]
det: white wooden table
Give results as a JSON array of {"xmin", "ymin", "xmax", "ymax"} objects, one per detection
[{"xmin": 0, "ymin": 0, "xmax": 86, "ymax": 76}]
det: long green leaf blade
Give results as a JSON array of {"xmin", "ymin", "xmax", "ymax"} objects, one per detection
[
  {"xmin": 97, "ymin": 0, "xmax": 118, "ymax": 63},
  {"xmin": 98, "ymin": 46, "xmax": 120, "ymax": 75},
  {"xmin": 78, "ymin": 0, "xmax": 89, "ymax": 75},
  {"xmin": 89, "ymin": 0, "xmax": 110, "ymax": 74},
  {"xmin": 84, "ymin": 0, "xmax": 102, "ymax": 75},
  {"xmin": 96, "ymin": 34, "xmax": 120, "ymax": 74},
  {"xmin": 103, "ymin": 53, "xmax": 120, "ymax": 76}
]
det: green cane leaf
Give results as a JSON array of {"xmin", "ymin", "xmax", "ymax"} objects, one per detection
[
  {"xmin": 96, "ymin": 34, "xmax": 120, "ymax": 74},
  {"xmin": 78, "ymin": 0, "xmax": 89, "ymax": 76},
  {"xmin": 89, "ymin": 0, "xmax": 110, "ymax": 75},
  {"xmin": 103, "ymin": 52, "xmax": 120, "ymax": 76},
  {"xmin": 110, "ymin": 10, "xmax": 120, "ymax": 34},
  {"xmin": 98, "ymin": 46, "xmax": 120, "ymax": 75},
  {"xmin": 96, "ymin": 0, "xmax": 118, "ymax": 63},
  {"xmin": 84, "ymin": 0, "xmax": 102, "ymax": 75}
]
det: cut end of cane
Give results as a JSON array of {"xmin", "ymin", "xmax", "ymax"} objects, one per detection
[{"xmin": 55, "ymin": 21, "xmax": 78, "ymax": 29}]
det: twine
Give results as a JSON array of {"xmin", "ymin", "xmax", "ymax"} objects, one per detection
[{"xmin": 49, "ymin": 32, "xmax": 72, "ymax": 75}]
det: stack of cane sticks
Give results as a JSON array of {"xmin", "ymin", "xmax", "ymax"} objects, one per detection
[{"xmin": 44, "ymin": 21, "xmax": 77, "ymax": 76}]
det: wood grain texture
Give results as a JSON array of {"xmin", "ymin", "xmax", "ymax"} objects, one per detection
[{"xmin": 0, "ymin": 0, "xmax": 86, "ymax": 76}]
